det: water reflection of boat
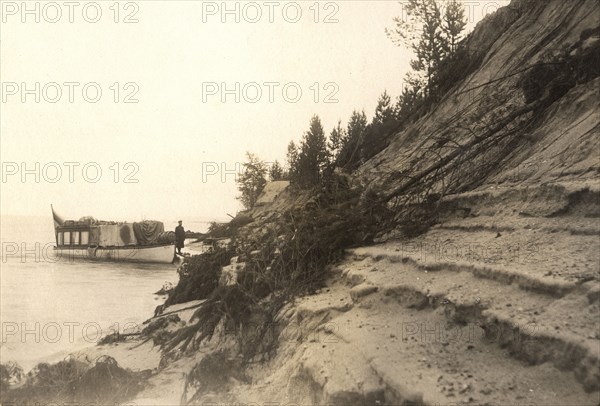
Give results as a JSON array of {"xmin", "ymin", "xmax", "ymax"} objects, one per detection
[{"xmin": 51, "ymin": 206, "xmax": 176, "ymax": 264}]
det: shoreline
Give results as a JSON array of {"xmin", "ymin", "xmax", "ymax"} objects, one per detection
[
  {"xmin": 16, "ymin": 299, "xmax": 206, "ymax": 405},
  {"xmin": 1, "ymin": 240, "xmax": 208, "ymax": 377}
]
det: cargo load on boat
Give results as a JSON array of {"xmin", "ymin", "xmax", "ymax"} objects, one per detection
[{"xmin": 133, "ymin": 221, "xmax": 165, "ymax": 245}]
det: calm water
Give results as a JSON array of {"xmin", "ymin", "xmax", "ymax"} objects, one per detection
[{"xmin": 0, "ymin": 215, "xmax": 210, "ymax": 371}]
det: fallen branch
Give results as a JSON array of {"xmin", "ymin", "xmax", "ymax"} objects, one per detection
[{"xmin": 384, "ymin": 100, "xmax": 541, "ymax": 203}]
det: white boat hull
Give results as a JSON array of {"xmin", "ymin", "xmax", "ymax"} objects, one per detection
[{"xmin": 53, "ymin": 244, "xmax": 175, "ymax": 264}]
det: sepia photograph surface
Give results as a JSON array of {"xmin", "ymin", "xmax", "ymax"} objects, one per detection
[{"xmin": 1, "ymin": 0, "xmax": 599, "ymax": 404}]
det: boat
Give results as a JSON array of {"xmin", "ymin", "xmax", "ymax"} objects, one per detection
[{"xmin": 51, "ymin": 206, "xmax": 176, "ymax": 264}]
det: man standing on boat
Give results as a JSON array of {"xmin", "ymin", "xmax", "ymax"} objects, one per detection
[{"xmin": 175, "ymin": 220, "xmax": 185, "ymax": 255}]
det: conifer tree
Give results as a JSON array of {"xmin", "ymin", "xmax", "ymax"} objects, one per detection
[
  {"xmin": 286, "ymin": 141, "xmax": 299, "ymax": 184},
  {"xmin": 337, "ymin": 110, "xmax": 368, "ymax": 170},
  {"xmin": 443, "ymin": 0, "xmax": 467, "ymax": 54},
  {"xmin": 297, "ymin": 115, "xmax": 329, "ymax": 186},
  {"xmin": 328, "ymin": 120, "xmax": 346, "ymax": 163},
  {"xmin": 269, "ymin": 160, "xmax": 284, "ymax": 181},
  {"xmin": 373, "ymin": 90, "xmax": 395, "ymax": 127},
  {"xmin": 386, "ymin": 0, "xmax": 449, "ymax": 97}
]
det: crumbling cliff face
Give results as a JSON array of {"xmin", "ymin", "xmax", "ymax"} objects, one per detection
[
  {"xmin": 144, "ymin": 1, "xmax": 600, "ymax": 404},
  {"xmin": 360, "ymin": 0, "xmax": 599, "ymax": 195}
]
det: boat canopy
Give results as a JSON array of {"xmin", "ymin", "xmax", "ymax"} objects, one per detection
[{"xmin": 56, "ymin": 220, "xmax": 168, "ymax": 247}]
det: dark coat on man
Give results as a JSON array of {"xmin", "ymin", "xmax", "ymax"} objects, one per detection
[{"xmin": 175, "ymin": 224, "xmax": 185, "ymax": 249}]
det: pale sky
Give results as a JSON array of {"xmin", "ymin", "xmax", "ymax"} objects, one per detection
[{"xmin": 0, "ymin": 0, "xmax": 508, "ymax": 222}]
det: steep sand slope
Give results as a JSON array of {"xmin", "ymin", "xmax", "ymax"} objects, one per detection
[
  {"xmin": 186, "ymin": 183, "xmax": 598, "ymax": 404},
  {"xmin": 79, "ymin": 1, "xmax": 599, "ymax": 404}
]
